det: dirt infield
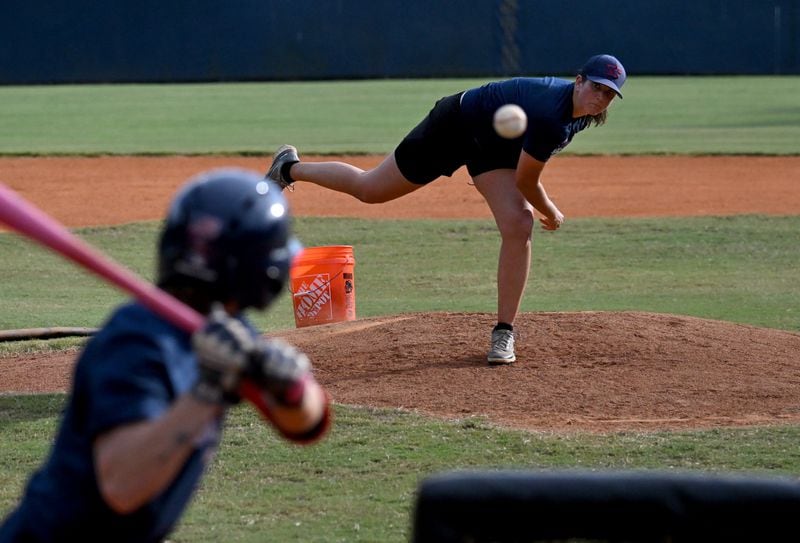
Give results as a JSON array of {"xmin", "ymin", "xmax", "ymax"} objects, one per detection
[
  {"xmin": 2, "ymin": 155, "xmax": 800, "ymax": 433},
  {"xmin": 2, "ymin": 155, "xmax": 800, "ymax": 227}
]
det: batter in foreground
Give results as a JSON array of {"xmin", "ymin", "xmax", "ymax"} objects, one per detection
[
  {"xmin": 1, "ymin": 170, "xmax": 328, "ymax": 542},
  {"xmin": 267, "ymin": 54, "xmax": 626, "ymax": 365}
]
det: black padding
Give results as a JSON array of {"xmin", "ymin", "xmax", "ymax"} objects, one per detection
[{"xmin": 412, "ymin": 470, "xmax": 800, "ymax": 542}]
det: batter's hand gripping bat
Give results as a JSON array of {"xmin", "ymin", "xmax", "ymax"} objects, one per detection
[{"xmin": 0, "ymin": 182, "xmax": 329, "ymax": 443}]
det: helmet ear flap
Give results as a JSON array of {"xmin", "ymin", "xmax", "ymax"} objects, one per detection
[
  {"xmin": 215, "ymin": 251, "xmax": 239, "ymax": 304},
  {"xmin": 232, "ymin": 238, "xmax": 293, "ymax": 310}
]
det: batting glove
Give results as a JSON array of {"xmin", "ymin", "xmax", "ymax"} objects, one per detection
[
  {"xmin": 191, "ymin": 304, "xmax": 255, "ymax": 405},
  {"xmin": 248, "ymin": 338, "xmax": 311, "ymax": 406}
]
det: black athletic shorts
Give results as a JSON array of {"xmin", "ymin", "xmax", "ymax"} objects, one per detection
[
  {"xmin": 394, "ymin": 92, "xmax": 473, "ymax": 185},
  {"xmin": 394, "ymin": 92, "xmax": 520, "ymax": 184}
]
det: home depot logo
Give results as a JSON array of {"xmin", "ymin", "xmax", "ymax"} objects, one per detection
[{"xmin": 294, "ymin": 273, "xmax": 332, "ymax": 320}]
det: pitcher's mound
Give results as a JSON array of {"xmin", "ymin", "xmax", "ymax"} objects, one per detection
[
  {"xmin": 276, "ymin": 311, "xmax": 800, "ymax": 432},
  {"xmin": 3, "ymin": 311, "xmax": 800, "ymax": 433}
]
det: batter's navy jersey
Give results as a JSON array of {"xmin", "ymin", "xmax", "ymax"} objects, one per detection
[
  {"xmin": 0, "ymin": 302, "xmax": 222, "ymax": 543},
  {"xmin": 460, "ymin": 77, "xmax": 591, "ymax": 163}
]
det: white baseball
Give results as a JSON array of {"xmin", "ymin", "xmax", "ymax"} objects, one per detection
[{"xmin": 493, "ymin": 104, "xmax": 527, "ymax": 139}]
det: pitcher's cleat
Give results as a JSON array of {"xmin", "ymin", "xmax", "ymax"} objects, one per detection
[
  {"xmin": 487, "ymin": 328, "xmax": 515, "ymax": 365},
  {"xmin": 266, "ymin": 145, "xmax": 300, "ymax": 190}
]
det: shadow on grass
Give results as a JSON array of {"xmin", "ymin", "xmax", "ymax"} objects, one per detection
[{"xmin": 0, "ymin": 394, "xmax": 65, "ymax": 424}]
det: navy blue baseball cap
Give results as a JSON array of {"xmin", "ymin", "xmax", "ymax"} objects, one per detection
[{"xmin": 581, "ymin": 54, "xmax": 626, "ymax": 98}]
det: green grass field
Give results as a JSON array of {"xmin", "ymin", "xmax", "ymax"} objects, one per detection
[
  {"xmin": 1, "ymin": 215, "xmax": 798, "ymax": 338},
  {"xmin": 1, "ymin": 77, "xmax": 799, "ymax": 155},
  {"xmin": 3, "ymin": 395, "xmax": 800, "ymax": 542},
  {"xmin": 1, "ymin": 78, "xmax": 799, "ymax": 541}
]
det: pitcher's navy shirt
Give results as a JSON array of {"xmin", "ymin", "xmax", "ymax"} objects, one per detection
[{"xmin": 460, "ymin": 77, "xmax": 590, "ymax": 163}]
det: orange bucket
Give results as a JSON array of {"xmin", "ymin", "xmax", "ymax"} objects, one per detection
[{"xmin": 289, "ymin": 245, "xmax": 356, "ymax": 328}]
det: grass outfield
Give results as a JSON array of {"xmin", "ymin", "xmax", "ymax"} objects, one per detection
[
  {"xmin": 1, "ymin": 215, "xmax": 798, "ymax": 339},
  {"xmin": 1, "ymin": 77, "xmax": 799, "ymax": 155},
  {"xmin": 3, "ymin": 396, "xmax": 800, "ymax": 542}
]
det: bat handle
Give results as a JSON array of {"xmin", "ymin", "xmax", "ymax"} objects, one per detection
[{"xmin": 239, "ymin": 376, "xmax": 331, "ymax": 444}]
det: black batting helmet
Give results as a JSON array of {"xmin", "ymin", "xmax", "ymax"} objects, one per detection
[{"xmin": 157, "ymin": 168, "xmax": 300, "ymax": 311}]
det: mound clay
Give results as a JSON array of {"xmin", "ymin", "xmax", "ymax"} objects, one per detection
[{"xmin": 2, "ymin": 155, "xmax": 799, "ymax": 433}]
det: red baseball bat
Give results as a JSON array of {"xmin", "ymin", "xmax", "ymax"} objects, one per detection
[{"xmin": 0, "ymin": 182, "xmax": 325, "ymax": 442}]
